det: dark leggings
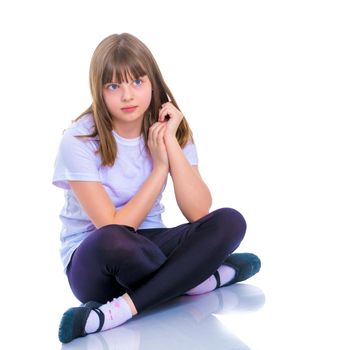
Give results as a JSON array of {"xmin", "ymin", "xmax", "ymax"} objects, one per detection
[{"xmin": 66, "ymin": 207, "xmax": 246, "ymax": 313}]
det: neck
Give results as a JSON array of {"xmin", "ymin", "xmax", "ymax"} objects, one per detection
[{"xmin": 113, "ymin": 121, "xmax": 142, "ymax": 139}]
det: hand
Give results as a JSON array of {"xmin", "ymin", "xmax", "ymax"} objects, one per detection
[
  {"xmin": 147, "ymin": 121, "xmax": 169, "ymax": 170},
  {"xmin": 158, "ymin": 102, "xmax": 184, "ymax": 138}
]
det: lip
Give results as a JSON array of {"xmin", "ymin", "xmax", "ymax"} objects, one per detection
[{"xmin": 121, "ymin": 106, "xmax": 137, "ymax": 112}]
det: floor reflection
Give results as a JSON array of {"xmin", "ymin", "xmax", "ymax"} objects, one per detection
[{"xmin": 62, "ymin": 283, "xmax": 265, "ymax": 350}]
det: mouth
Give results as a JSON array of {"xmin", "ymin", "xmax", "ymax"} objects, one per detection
[{"xmin": 121, "ymin": 106, "xmax": 138, "ymax": 112}]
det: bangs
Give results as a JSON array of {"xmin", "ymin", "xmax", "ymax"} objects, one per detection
[{"xmin": 102, "ymin": 52, "xmax": 147, "ymax": 85}]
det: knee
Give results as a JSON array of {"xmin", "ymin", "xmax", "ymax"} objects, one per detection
[
  {"xmin": 212, "ymin": 207, "xmax": 247, "ymax": 245},
  {"xmin": 93, "ymin": 225, "xmax": 140, "ymax": 260}
]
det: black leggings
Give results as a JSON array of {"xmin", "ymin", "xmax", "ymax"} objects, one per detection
[{"xmin": 66, "ymin": 207, "xmax": 246, "ymax": 313}]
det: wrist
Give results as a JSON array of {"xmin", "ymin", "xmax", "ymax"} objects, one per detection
[
  {"xmin": 164, "ymin": 134, "xmax": 177, "ymax": 144},
  {"xmin": 153, "ymin": 164, "xmax": 169, "ymax": 174}
]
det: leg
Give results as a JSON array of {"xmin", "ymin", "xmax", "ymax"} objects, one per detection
[
  {"xmin": 129, "ymin": 207, "xmax": 246, "ymax": 312},
  {"xmin": 59, "ymin": 224, "xmax": 171, "ymax": 343},
  {"xmin": 66, "ymin": 224, "xmax": 169, "ymax": 303},
  {"xmin": 59, "ymin": 207, "xmax": 247, "ymax": 343}
]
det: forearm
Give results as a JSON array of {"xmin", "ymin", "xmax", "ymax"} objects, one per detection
[
  {"xmin": 113, "ymin": 166, "xmax": 168, "ymax": 230},
  {"xmin": 165, "ymin": 136, "xmax": 212, "ymax": 222}
]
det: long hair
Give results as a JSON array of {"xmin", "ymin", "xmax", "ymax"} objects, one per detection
[{"xmin": 73, "ymin": 33, "xmax": 195, "ymax": 167}]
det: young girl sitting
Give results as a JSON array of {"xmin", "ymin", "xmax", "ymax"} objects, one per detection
[{"xmin": 52, "ymin": 32, "xmax": 261, "ymax": 344}]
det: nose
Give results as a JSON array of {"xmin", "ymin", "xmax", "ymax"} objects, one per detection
[{"xmin": 121, "ymin": 85, "xmax": 134, "ymax": 101}]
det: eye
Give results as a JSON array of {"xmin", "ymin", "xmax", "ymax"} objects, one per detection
[
  {"xmin": 107, "ymin": 83, "xmax": 118, "ymax": 91},
  {"xmin": 134, "ymin": 79, "xmax": 142, "ymax": 86}
]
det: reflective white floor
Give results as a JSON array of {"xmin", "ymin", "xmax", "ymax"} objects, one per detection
[
  {"xmin": 31, "ymin": 259, "xmax": 348, "ymax": 350},
  {"xmin": 60, "ymin": 283, "xmax": 265, "ymax": 350},
  {"xmin": 4, "ymin": 246, "xmax": 350, "ymax": 350}
]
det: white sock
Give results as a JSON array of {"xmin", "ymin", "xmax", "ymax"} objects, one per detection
[
  {"xmin": 218, "ymin": 264, "xmax": 236, "ymax": 286},
  {"xmin": 185, "ymin": 264, "xmax": 236, "ymax": 295},
  {"xmin": 84, "ymin": 296, "xmax": 133, "ymax": 333},
  {"xmin": 185, "ymin": 275, "xmax": 217, "ymax": 295}
]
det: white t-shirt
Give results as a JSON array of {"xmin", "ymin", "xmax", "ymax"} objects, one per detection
[{"xmin": 52, "ymin": 113, "xmax": 198, "ymax": 271}]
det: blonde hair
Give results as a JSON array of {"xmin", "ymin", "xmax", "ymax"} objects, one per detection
[{"xmin": 74, "ymin": 33, "xmax": 195, "ymax": 167}]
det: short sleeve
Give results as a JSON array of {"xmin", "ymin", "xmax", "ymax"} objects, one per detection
[
  {"xmin": 52, "ymin": 128, "xmax": 101, "ymax": 190},
  {"xmin": 182, "ymin": 141, "xmax": 198, "ymax": 165}
]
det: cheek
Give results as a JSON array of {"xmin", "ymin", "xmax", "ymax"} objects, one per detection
[
  {"xmin": 102, "ymin": 93, "xmax": 115, "ymax": 111},
  {"xmin": 142, "ymin": 89, "xmax": 152, "ymax": 107}
]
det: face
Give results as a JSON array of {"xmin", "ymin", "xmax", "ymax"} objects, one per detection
[{"xmin": 102, "ymin": 73, "xmax": 153, "ymax": 130}]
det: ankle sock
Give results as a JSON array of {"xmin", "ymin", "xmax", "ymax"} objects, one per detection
[
  {"xmin": 185, "ymin": 275, "xmax": 217, "ymax": 295},
  {"xmin": 84, "ymin": 296, "xmax": 133, "ymax": 333},
  {"xmin": 218, "ymin": 264, "xmax": 236, "ymax": 287},
  {"xmin": 185, "ymin": 264, "xmax": 236, "ymax": 295}
]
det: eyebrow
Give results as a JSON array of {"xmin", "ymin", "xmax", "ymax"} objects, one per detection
[{"xmin": 106, "ymin": 76, "xmax": 145, "ymax": 84}]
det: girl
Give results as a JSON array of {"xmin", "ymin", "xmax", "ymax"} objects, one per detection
[{"xmin": 53, "ymin": 33, "xmax": 261, "ymax": 344}]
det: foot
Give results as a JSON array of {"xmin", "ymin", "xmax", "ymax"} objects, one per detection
[
  {"xmin": 59, "ymin": 296, "xmax": 134, "ymax": 343},
  {"xmin": 58, "ymin": 305, "xmax": 104, "ymax": 343},
  {"xmin": 220, "ymin": 252, "xmax": 261, "ymax": 287}
]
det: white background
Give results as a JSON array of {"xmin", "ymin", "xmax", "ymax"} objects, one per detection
[{"xmin": 0, "ymin": 0, "xmax": 349, "ymax": 348}]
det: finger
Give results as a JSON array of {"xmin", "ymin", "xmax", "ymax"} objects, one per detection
[
  {"xmin": 152, "ymin": 122, "xmax": 164, "ymax": 134},
  {"xmin": 158, "ymin": 106, "xmax": 169, "ymax": 122},
  {"xmin": 159, "ymin": 113, "xmax": 170, "ymax": 123},
  {"xmin": 148, "ymin": 123, "xmax": 160, "ymax": 143},
  {"xmin": 149, "ymin": 122, "xmax": 161, "ymax": 134},
  {"xmin": 158, "ymin": 123, "xmax": 166, "ymax": 136},
  {"xmin": 150, "ymin": 121, "xmax": 161, "ymax": 129},
  {"xmin": 150, "ymin": 123, "xmax": 163, "ymax": 142},
  {"xmin": 155, "ymin": 124, "xmax": 167, "ymax": 144}
]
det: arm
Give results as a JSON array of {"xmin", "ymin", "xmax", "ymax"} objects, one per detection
[
  {"xmin": 68, "ymin": 165, "xmax": 168, "ymax": 231},
  {"xmin": 164, "ymin": 135, "xmax": 212, "ymax": 222}
]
